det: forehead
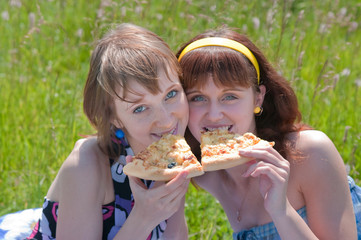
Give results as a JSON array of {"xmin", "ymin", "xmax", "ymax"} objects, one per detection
[
  {"xmin": 180, "ymin": 47, "xmax": 255, "ymax": 91},
  {"xmin": 186, "ymin": 75, "xmax": 249, "ymax": 92},
  {"xmin": 185, "ymin": 72, "xmax": 246, "ymax": 91},
  {"xmin": 121, "ymin": 67, "xmax": 179, "ymax": 100}
]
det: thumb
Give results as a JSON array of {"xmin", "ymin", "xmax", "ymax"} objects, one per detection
[
  {"xmin": 128, "ymin": 175, "xmax": 147, "ymax": 191},
  {"xmin": 125, "ymin": 155, "xmax": 133, "ymax": 164}
]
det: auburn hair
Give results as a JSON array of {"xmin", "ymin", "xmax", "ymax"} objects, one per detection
[{"xmin": 177, "ymin": 26, "xmax": 311, "ymax": 158}]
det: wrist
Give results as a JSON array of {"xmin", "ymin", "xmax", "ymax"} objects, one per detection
[
  {"xmin": 129, "ymin": 205, "xmax": 158, "ymax": 234},
  {"xmin": 268, "ymin": 199, "xmax": 290, "ymax": 221}
]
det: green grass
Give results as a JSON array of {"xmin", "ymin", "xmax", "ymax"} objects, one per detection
[{"xmin": 0, "ymin": 0, "xmax": 360, "ymax": 239}]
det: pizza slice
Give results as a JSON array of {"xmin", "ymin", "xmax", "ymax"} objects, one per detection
[
  {"xmin": 200, "ymin": 129, "xmax": 275, "ymax": 171},
  {"xmin": 123, "ymin": 134, "xmax": 204, "ymax": 181}
]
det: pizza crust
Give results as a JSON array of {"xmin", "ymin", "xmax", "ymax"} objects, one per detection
[
  {"xmin": 201, "ymin": 139, "xmax": 271, "ymax": 171},
  {"xmin": 200, "ymin": 130, "xmax": 274, "ymax": 171},
  {"xmin": 123, "ymin": 159, "xmax": 204, "ymax": 181},
  {"xmin": 123, "ymin": 130, "xmax": 274, "ymax": 180},
  {"xmin": 122, "ymin": 134, "xmax": 204, "ymax": 181}
]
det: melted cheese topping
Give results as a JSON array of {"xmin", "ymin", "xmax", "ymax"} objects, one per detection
[{"xmin": 134, "ymin": 134, "xmax": 197, "ymax": 169}]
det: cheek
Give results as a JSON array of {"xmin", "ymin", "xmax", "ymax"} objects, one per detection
[
  {"xmin": 120, "ymin": 114, "xmax": 151, "ymax": 135},
  {"xmin": 175, "ymin": 102, "xmax": 190, "ymax": 135},
  {"xmin": 180, "ymin": 101, "xmax": 189, "ymax": 118},
  {"xmin": 173, "ymin": 99, "xmax": 189, "ymax": 119},
  {"xmin": 176, "ymin": 95, "xmax": 190, "ymax": 117},
  {"xmin": 188, "ymin": 106, "xmax": 201, "ymax": 123},
  {"xmin": 187, "ymin": 106, "xmax": 202, "ymax": 141}
]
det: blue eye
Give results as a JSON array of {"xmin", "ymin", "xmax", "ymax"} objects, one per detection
[
  {"xmin": 191, "ymin": 95, "xmax": 205, "ymax": 102},
  {"xmin": 133, "ymin": 105, "xmax": 146, "ymax": 113},
  {"xmin": 223, "ymin": 95, "xmax": 237, "ymax": 101},
  {"xmin": 166, "ymin": 90, "xmax": 177, "ymax": 100}
]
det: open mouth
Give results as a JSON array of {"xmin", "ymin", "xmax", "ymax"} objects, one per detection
[
  {"xmin": 153, "ymin": 126, "xmax": 177, "ymax": 138},
  {"xmin": 203, "ymin": 125, "xmax": 232, "ymax": 132},
  {"xmin": 168, "ymin": 128, "xmax": 177, "ymax": 135}
]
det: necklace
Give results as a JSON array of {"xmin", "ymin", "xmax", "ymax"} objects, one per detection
[
  {"xmin": 220, "ymin": 169, "xmax": 252, "ymax": 223},
  {"xmin": 235, "ymin": 189, "xmax": 249, "ymax": 222},
  {"xmin": 236, "ymin": 209, "xmax": 242, "ymax": 222}
]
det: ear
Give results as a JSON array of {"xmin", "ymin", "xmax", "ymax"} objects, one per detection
[{"xmin": 255, "ymin": 85, "xmax": 266, "ymax": 106}]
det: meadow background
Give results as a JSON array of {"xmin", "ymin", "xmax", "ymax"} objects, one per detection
[{"xmin": 0, "ymin": 0, "xmax": 360, "ymax": 238}]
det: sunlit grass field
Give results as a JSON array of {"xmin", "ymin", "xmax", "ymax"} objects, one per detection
[{"xmin": 1, "ymin": 0, "xmax": 360, "ymax": 239}]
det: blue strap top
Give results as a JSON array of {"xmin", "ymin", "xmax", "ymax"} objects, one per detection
[{"xmin": 233, "ymin": 206, "xmax": 307, "ymax": 240}]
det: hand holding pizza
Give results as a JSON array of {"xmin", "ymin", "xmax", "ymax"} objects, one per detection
[
  {"xmin": 127, "ymin": 155, "xmax": 190, "ymax": 227},
  {"xmin": 239, "ymin": 145, "xmax": 290, "ymax": 218}
]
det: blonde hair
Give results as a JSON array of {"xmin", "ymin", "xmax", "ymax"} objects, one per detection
[{"xmin": 83, "ymin": 23, "xmax": 181, "ymax": 158}]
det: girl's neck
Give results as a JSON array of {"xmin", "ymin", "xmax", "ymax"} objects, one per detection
[
  {"xmin": 218, "ymin": 165, "xmax": 269, "ymax": 231},
  {"xmin": 222, "ymin": 163, "xmax": 253, "ymax": 188}
]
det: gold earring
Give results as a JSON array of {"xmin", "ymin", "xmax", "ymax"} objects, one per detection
[{"xmin": 254, "ymin": 106, "xmax": 263, "ymax": 116}]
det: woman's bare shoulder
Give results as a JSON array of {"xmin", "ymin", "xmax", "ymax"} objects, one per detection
[
  {"xmin": 67, "ymin": 137, "xmax": 106, "ymax": 166},
  {"xmin": 286, "ymin": 132, "xmax": 354, "ymax": 239},
  {"xmin": 287, "ymin": 130, "xmax": 346, "ymax": 183},
  {"xmin": 47, "ymin": 137, "xmax": 109, "ymax": 201},
  {"xmin": 287, "ymin": 130, "xmax": 337, "ymax": 157}
]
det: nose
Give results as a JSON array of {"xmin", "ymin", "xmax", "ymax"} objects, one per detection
[
  {"xmin": 154, "ymin": 104, "xmax": 173, "ymax": 128},
  {"xmin": 206, "ymin": 101, "xmax": 223, "ymax": 122}
]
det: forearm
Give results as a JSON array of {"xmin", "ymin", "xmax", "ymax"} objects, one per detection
[
  {"xmin": 113, "ymin": 208, "xmax": 158, "ymax": 240},
  {"xmin": 272, "ymin": 202, "xmax": 318, "ymax": 240},
  {"xmin": 163, "ymin": 196, "xmax": 188, "ymax": 240}
]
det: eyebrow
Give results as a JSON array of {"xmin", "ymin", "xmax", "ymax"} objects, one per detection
[
  {"xmin": 223, "ymin": 87, "xmax": 246, "ymax": 92},
  {"xmin": 123, "ymin": 93, "xmax": 144, "ymax": 104},
  {"xmin": 185, "ymin": 90, "xmax": 200, "ymax": 95},
  {"xmin": 125, "ymin": 82, "xmax": 181, "ymax": 108},
  {"xmin": 124, "ymin": 97, "xmax": 144, "ymax": 111}
]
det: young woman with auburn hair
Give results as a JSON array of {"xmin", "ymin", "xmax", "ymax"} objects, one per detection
[{"xmin": 177, "ymin": 27, "xmax": 361, "ymax": 239}]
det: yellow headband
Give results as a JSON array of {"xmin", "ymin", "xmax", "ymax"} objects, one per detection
[{"xmin": 178, "ymin": 37, "xmax": 260, "ymax": 84}]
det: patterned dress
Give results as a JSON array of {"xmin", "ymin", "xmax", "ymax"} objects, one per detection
[{"xmin": 27, "ymin": 145, "xmax": 166, "ymax": 240}]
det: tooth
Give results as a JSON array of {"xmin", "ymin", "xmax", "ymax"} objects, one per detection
[{"xmin": 205, "ymin": 126, "xmax": 230, "ymax": 131}]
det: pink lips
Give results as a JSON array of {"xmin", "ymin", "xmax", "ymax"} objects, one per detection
[{"xmin": 152, "ymin": 125, "xmax": 178, "ymax": 138}]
